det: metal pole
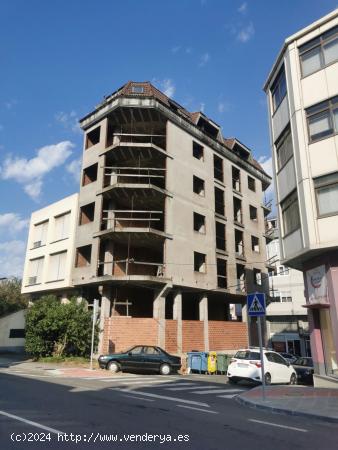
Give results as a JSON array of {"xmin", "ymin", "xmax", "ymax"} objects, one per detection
[
  {"xmin": 90, "ymin": 299, "xmax": 98, "ymax": 370},
  {"xmin": 257, "ymin": 316, "xmax": 266, "ymax": 401}
]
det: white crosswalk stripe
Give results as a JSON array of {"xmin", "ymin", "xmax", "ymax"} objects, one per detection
[
  {"xmin": 192, "ymin": 388, "xmax": 243, "ymax": 395},
  {"xmin": 217, "ymin": 394, "xmax": 239, "ymax": 399},
  {"xmin": 166, "ymin": 385, "xmax": 219, "ymax": 391}
]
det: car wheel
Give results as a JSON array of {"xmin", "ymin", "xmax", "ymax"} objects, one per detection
[
  {"xmin": 264, "ymin": 373, "xmax": 272, "ymax": 385},
  {"xmin": 228, "ymin": 378, "xmax": 237, "ymax": 385},
  {"xmin": 159, "ymin": 363, "xmax": 171, "ymax": 375},
  {"xmin": 289, "ymin": 373, "xmax": 297, "ymax": 385},
  {"xmin": 107, "ymin": 361, "xmax": 120, "ymax": 373}
]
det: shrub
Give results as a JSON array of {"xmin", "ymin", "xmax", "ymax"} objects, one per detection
[{"xmin": 25, "ymin": 295, "xmax": 99, "ymax": 358}]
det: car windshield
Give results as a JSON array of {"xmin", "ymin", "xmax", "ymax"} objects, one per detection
[
  {"xmin": 234, "ymin": 350, "xmax": 260, "ymax": 360},
  {"xmin": 294, "ymin": 357, "xmax": 313, "ymax": 366}
]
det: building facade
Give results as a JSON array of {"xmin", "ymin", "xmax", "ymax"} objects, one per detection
[
  {"xmin": 264, "ymin": 9, "xmax": 338, "ymax": 383},
  {"xmin": 22, "ymin": 82, "xmax": 271, "ymax": 355},
  {"xmin": 22, "ymin": 194, "xmax": 79, "ymax": 300},
  {"xmin": 266, "ymin": 219, "xmax": 310, "ymax": 356}
]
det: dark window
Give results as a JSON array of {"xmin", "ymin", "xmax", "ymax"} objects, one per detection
[
  {"xmin": 194, "ymin": 252, "xmax": 206, "ymax": 273},
  {"xmin": 213, "ymin": 154, "xmax": 224, "ymax": 182},
  {"xmin": 216, "ymin": 258, "xmax": 227, "ymax": 288},
  {"xmin": 193, "ymin": 176, "xmax": 205, "ymax": 196},
  {"xmin": 299, "ymin": 26, "xmax": 338, "ymax": 77},
  {"xmin": 214, "ymin": 187, "xmax": 225, "ymax": 216},
  {"xmin": 271, "ymin": 66, "xmax": 287, "ymax": 112},
  {"xmin": 82, "ymin": 163, "xmax": 98, "ymax": 186},
  {"xmin": 251, "ymin": 236, "xmax": 259, "ymax": 252},
  {"xmin": 232, "ymin": 166, "xmax": 241, "ymax": 191},
  {"xmin": 249, "ymin": 205, "xmax": 258, "ymax": 220},
  {"xmin": 306, "ymin": 96, "xmax": 338, "ymax": 143},
  {"xmin": 314, "ymin": 172, "xmax": 338, "ymax": 217},
  {"xmin": 276, "ymin": 127, "xmax": 293, "ymax": 170},
  {"xmin": 193, "ymin": 141, "xmax": 204, "ymax": 160},
  {"xmin": 235, "ymin": 229, "xmax": 244, "ymax": 257},
  {"xmin": 85, "ymin": 126, "xmax": 100, "ymax": 149},
  {"xmin": 75, "ymin": 245, "xmax": 92, "ymax": 268},
  {"xmin": 193, "ymin": 212, "xmax": 206, "ymax": 233},
  {"xmin": 215, "ymin": 221, "xmax": 226, "ymax": 251},
  {"xmin": 233, "ymin": 197, "xmax": 242, "ymax": 224},
  {"xmin": 9, "ymin": 329, "xmax": 25, "ymax": 338},
  {"xmin": 248, "ymin": 176, "xmax": 256, "ymax": 192},
  {"xmin": 79, "ymin": 203, "xmax": 95, "ymax": 225},
  {"xmin": 281, "ymin": 190, "xmax": 300, "ymax": 235},
  {"xmin": 254, "ymin": 268, "xmax": 262, "ymax": 285}
]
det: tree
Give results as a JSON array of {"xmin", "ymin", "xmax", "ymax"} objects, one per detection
[
  {"xmin": 25, "ymin": 295, "xmax": 99, "ymax": 358},
  {"xmin": 0, "ymin": 278, "xmax": 28, "ymax": 317}
]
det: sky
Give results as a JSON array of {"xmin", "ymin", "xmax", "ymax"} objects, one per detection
[{"xmin": 0, "ymin": 0, "xmax": 337, "ymax": 277}]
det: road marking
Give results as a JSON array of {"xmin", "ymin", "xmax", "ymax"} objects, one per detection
[
  {"xmin": 217, "ymin": 394, "xmax": 238, "ymax": 399},
  {"xmin": 122, "ymin": 395, "xmax": 155, "ymax": 402},
  {"xmin": 0, "ymin": 410, "xmax": 64, "ymax": 435},
  {"xmin": 166, "ymin": 385, "xmax": 219, "ymax": 391},
  {"xmin": 105, "ymin": 380, "xmax": 176, "ymax": 386},
  {"xmin": 248, "ymin": 419, "xmax": 308, "ymax": 433},
  {"xmin": 99, "ymin": 376, "xmax": 174, "ymax": 382},
  {"xmin": 177, "ymin": 405, "xmax": 218, "ymax": 414},
  {"xmin": 192, "ymin": 389, "xmax": 243, "ymax": 395},
  {"xmin": 111, "ymin": 389, "xmax": 210, "ymax": 407},
  {"xmin": 154, "ymin": 382, "xmax": 197, "ymax": 388}
]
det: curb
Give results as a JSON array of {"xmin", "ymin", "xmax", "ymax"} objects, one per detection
[{"xmin": 236, "ymin": 395, "xmax": 338, "ymax": 423}]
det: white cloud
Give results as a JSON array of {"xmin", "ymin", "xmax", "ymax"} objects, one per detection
[
  {"xmin": 238, "ymin": 2, "xmax": 248, "ymax": 14},
  {"xmin": 66, "ymin": 158, "xmax": 82, "ymax": 183},
  {"xmin": 200, "ymin": 102, "xmax": 205, "ymax": 113},
  {"xmin": 55, "ymin": 110, "xmax": 81, "ymax": 134},
  {"xmin": 0, "ymin": 141, "xmax": 74, "ymax": 200},
  {"xmin": 0, "ymin": 213, "xmax": 29, "ymax": 234},
  {"xmin": 218, "ymin": 101, "xmax": 230, "ymax": 113},
  {"xmin": 237, "ymin": 22, "xmax": 255, "ymax": 43},
  {"xmin": 152, "ymin": 78, "xmax": 176, "ymax": 98},
  {"xmin": 199, "ymin": 53, "xmax": 210, "ymax": 67},
  {"xmin": 0, "ymin": 240, "xmax": 26, "ymax": 277}
]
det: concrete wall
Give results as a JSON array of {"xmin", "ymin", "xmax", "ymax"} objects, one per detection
[
  {"xmin": 22, "ymin": 194, "xmax": 78, "ymax": 295},
  {"xmin": 0, "ymin": 310, "xmax": 26, "ymax": 352}
]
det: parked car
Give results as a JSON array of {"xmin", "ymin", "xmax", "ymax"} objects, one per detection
[
  {"xmin": 292, "ymin": 357, "xmax": 314, "ymax": 384},
  {"xmin": 277, "ymin": 352, "xmax": 298, "ymax": 364},
  {"xmin": 98, "ymin": 345, "xmax": 181, "ymax": 375},
  {"xmin": 227, "ymin": 348, "xmax": 297, "ymax": 385}
]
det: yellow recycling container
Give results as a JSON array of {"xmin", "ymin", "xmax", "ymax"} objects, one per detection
[{"xmin": 207, "ymin": 351, "xmax": 217, "ymax": 373}]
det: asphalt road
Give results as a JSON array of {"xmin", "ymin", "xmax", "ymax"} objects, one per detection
[{"xmin": 0, "ymin": 370, "xmax": 337, "ymax": 449}]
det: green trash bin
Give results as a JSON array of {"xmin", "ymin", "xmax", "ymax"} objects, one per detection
[{"xmin": 216, "ymin": 354, "xmax": 231, "ymax": 374}]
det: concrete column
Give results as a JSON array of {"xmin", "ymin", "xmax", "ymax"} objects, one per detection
[
  {"xmin": 173, "ymin": 291, "xmax": 182, "ymax": 354},
  {"xmin": 60, "ymin": 293, "xmax": 69, "ymax": 304},
  {"xmin": 98, "ymin": 285, "xmax": 111, "ymax": 354},
  {"xmin": 153, "ymin": 291, "xmax": 166, "ymax": 349},
  {"xmin": 199, "ymin": 295, "xmax": 209, "ymax": 352}
]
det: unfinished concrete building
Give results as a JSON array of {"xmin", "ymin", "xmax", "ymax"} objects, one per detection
[{"xmin": 72, "ymin": 81, "xmax": 271, "ymax": 354}]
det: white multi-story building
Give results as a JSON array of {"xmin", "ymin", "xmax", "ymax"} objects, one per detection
[
  {"xmin": 266, "ymin": 219, "xmax": 309, "ymax": 356},
  {"xmin": 21, "ymin": 193, "xmax": 78, "ymax": 300},
  {"xmin": 264, "ymin": 9, "xmax": 338, "ymax": 384}
]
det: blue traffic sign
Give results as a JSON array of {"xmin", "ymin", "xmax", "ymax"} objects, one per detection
[{"xmin": 247, "ymin": 293, "xmax": 266, "ymax": 317}]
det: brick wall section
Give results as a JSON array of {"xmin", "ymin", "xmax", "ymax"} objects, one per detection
[
  {"xmin": 182, "ymin": 321, "xmax": 204, "ymax": 352},
  {"xmin": 165, "ymin": 320, "xmax": 178, "ymax": 353},
  {"xmin": 208, "ymin": 321, "xmax": 248, "ymax": 351},
  {"xmin": 103, "ymin": 317, "xmax": 158, "ymax": 353}
]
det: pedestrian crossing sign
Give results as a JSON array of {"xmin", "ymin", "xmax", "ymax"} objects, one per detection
[{"xmin": 247, "ymin": 293, "xmax": 266, "ymax": 316}]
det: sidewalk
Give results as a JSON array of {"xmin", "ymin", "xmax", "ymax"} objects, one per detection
[{"xmin": 237, "ymin": 385, "xmax": 338, "ymax": 423}]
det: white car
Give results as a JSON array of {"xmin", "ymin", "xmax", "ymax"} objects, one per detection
[{"xmin": 227, "ymin": 348, "xmax": 297, "ymax": 385}]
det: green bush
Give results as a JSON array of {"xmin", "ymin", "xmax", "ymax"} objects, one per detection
[{"xmin": 25, "ymin": 295, "xmax": 99, "ymax": 358}]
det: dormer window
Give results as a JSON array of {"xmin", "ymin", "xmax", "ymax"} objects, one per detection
[{"xmin": 131, "ymin": 86, "xmax": 144, "ymax": 94}]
